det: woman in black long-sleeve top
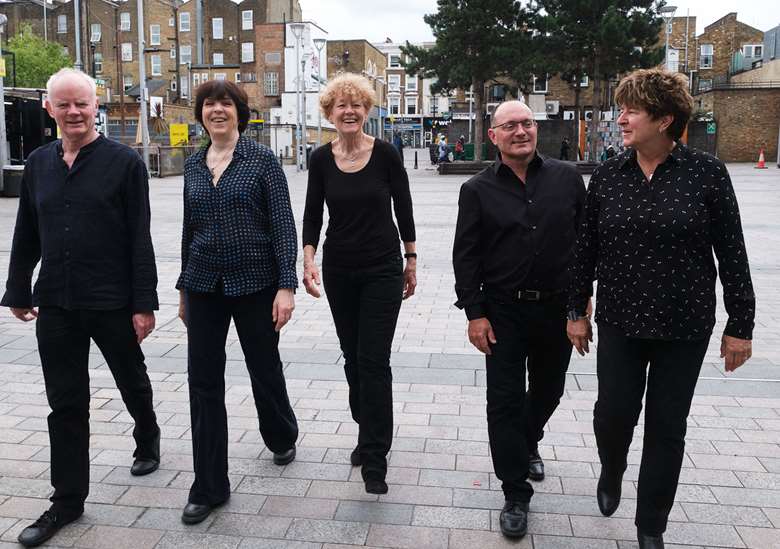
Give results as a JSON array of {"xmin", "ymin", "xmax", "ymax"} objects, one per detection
[
  {"xmin": 567, "ymin": 69, "xmax": 755, "ymax": 549},
  {"xmin": 176, "ymin": 81, "xmax": 299, "ymax": 524},
  {"xmin": 302, "ymin": 73, "xmax": 416, "ymax": 495}
]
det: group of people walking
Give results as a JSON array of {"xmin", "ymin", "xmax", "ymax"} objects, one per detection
[{"xmin": 3, "ymin": 65, "xmax": 753, "ymax": 549}]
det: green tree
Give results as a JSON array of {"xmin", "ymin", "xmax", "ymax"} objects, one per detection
[
  {"xmin": 532, "ymin": 0, "xmax": 664, "ymax": 159},
  {"xmin": 402, "ymin": 0, "xmax": 535, "ymax": 161},
  {"xmin": 6, "ymin": 24, "xmax": 72, "ymax": 88}
]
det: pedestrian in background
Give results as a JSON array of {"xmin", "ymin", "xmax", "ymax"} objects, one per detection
[
  {"xmin": 177, "ymin": 80, "xmax": 299, "ymax": 525},
  {"xmin": 302, "ymin": 73, "xmax": 417, "ymax": 495},
  {"xmin": 560, "ymin": 137, "xmax": 571, "ymax": 160},
  {"xmin": 393, "ymin": 130, "xmax": 405, "ymax": 163},
  {"xmin": 567, "ymin": 68, "xmax": 755, "ymax": 549}
]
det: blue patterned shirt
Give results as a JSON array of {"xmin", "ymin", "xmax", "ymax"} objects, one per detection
[{"xmin": 176, "ymin": 135, "xmax": 298, "ymax": 295}]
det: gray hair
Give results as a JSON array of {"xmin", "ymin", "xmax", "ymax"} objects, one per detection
[{"xmin": 46, "ymin": 68, "xmax": 97, "ymax": 99}]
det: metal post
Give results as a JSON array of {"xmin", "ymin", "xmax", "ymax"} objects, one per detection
[
  {"xmin": 290, "ymin": 23, "xmax": 305, "ymax": 172},
  {"xmin": 137, "ymin": 0, "xmax": 150, "ymax": 170},
  {"xmin": 195, "ymin": 0, "xmax": 203, "ymax": 64},
  {"xmin": 0, "ymin": 16, "xmax": 8, "ymax": 192},
  {"xmin": 74, "ymin": 0, "xmax": 83, "ymax": 70},
  {"xmin": 301, "ymin": 55, "xmax": 307, "ymax": 169},
  {"xmin": 313, "ymin": 38, "xmax": 326, "ymax": 147},
  {"xmin": 660, "ymin": 5, "xmax": 677, "ymax": 71},
  {"xmin": 467, "ymin": 85, "xmax": 473, "ymax": 143},
  {"xmin": 43, "ymin": 0, "xmax": 48, "ymax": 41}
]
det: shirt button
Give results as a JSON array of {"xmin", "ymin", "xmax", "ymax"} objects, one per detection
[
  {"xmin": 64, "ymin": 226, "xmax": 70, "ymax": 232},
  {"xmin": 528, "ymin": 199, "xmax": 533, "ymax": 204},
  {"xmin": 65, "ymin": 251, "xmax": 71, "ymax": 257},
  {"xmin": 532, "ymin": 225, "xmax": 537, "ymax": 230}
]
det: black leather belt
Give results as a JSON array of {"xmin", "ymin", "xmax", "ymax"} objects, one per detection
[{"xmin": 515, "ymin": 289, "xmax": 565, "ymax": 301}]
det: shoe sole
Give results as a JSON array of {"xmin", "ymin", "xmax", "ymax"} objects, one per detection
[
  {"xmin": 528, "ymin": 470, "xmax": 544, "ymax": 481},
  {"xmin": 273, "ymin": 452, "xmax": 296, "ymax": 466},
  {"xmin": 131, "ymin": 461, "xmax": 160, "ymax": 477},
  {"xmin": 500, "ymin": 527, "xmax": 528, "ymax": 539},
  {"xmin": 181, "ymin": 501, "xmax": 226, "ymax": 525}
]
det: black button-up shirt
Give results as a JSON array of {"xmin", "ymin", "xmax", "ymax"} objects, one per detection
[
  {"xmin": 176, "ymin": 135, "xmax": 298, "ymax": 295},
  {"xmin": 1, "ymin": 135, "xmax": 159, "ymax": 312},
  {"xmin": 453, "ymin": 153, "xmax": 586, "ymax": 319},
  {"xmin": 567, "ymin": 143, "xmax": 755, "ymax": 340}
]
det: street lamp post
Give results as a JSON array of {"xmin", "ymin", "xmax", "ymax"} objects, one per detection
[
  {"xmin": 0, "ymin": 14, "xmax": 8, "ymax": 193},
  {"xmin": 301, "ymin": 54, "xmax": 308, "ymax": 169},
  {"xmin": 290, "ymin": 23, "xmax": 305, "ymax": 172},
  {"xmin": 313, "ymin": 37, "xmax": 326, "ymax": 147},
  {"xmin": 660, "ymin": 5, "xmax": 677, "ymax": 71}
]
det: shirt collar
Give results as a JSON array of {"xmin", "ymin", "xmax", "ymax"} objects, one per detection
[
  {"xmin": 194, "ymin": 133, "xmax": 250, "ymax": 164},
  {"xmin": 492, "ymin": 150, "xmax": 544, "ymax": 175},
  {"xmin": 618, "ymin": 141, "xmax": 686, "ymax": 170},
  {"xmin": 55, "ymin": 134, "xmax": 105, "ymax": 157}
]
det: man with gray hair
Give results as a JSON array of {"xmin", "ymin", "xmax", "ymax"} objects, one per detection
[{"xmin": 2, "ymin": 68, "xmax": 161, "ymax": 547}]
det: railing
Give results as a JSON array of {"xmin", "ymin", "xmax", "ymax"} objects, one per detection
[
  {"xmin": 128, "ymin": 145, "xmax": 200, "ymax": 177},
  {"xmin": 712, "ymin": 80, "xmax": 780, "ymax": 90}
]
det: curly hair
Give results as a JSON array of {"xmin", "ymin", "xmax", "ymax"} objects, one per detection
[
  {"xmin": 614, "ymin": 68, "xmax": 694, "ymax": 141},
  {"xmin": 319, "ymin": 72, "xmax": 376, "ymax": 118}
]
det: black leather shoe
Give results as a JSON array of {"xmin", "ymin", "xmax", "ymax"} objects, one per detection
[
  {"xmin": 364, "ymin": 477, "xmax": 388, "ymax": 494},
  {"xmin": 499, "ymin": 500, "xmax": 528, "ymax": 538},
  {"xmin": 638, "ymin": 529, "xmax": 664, "ymax": 549},
  {"xmin": 132, "ymin": 428, "xmax": 161, "ymax": 476},
  {"xmin": 181, "ymin": 502, "xmax": 216, "ymax": 525},
  {"xmin": 528, "ymin": 449, "xmax": 544, "ymax": 481},
  {"xmin": 18, "ymin": 508, "xmax": 82, "ymax": 548},
  {"xmin": 273, "ymin": 446, "xmax": 296, "ymax": 465},
  {"xmin": 596, "ymin": 468, "xmax": 622, "ymax": 517},
  {"xmin": 350, "ymin": 446, "xmax": 362, "ymax": 466}
]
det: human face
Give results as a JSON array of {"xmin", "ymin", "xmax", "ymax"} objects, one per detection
[
  {"xmin": 45, "ymin": 77, "xmax": 98, "ymax": 143},
  {"xmin": 488, "ymin": 103, "xmax": 537, "ymax": 162},
  {"xmin": 202, "ymin": 96, "xmax": 239, "ymax": 137},
  {"xmin": 330, "ymin": 94, "xmax": 367, "ymax": 137},
  {"xmin": 617, "ymin": 105, "xmax": 672, "ymax": 150}
]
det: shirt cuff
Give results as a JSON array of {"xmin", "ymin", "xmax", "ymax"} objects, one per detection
[
  {"xmin": 278, "ymin": 270, "xmax": 299, "ymax": 289},
  {"xmin": 0, "ymin": 287, "xmax": 32, "ymax": 309},
  {"xmin": 132, "ymin": 292, "xmax": 160, "ymax": 313},
  {"xmin": 724, "ymin": 318, "xmax": 753, "ymax": 340},
  {"xmin": 465, "ymin": 303, "xmax": 486, "ymax": 320}
]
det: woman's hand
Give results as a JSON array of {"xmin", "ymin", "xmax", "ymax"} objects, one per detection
[
  {"xmin": 303, "ymin": 261, "xmax": 322, "ymax": 298},
  {"xmin": 178, "ymin": 291, "xmax": 187, "ymax": 327},
  {"xmin": 567, "ymin": 318, "xmax": 593, "ymax": 356},
  {"xmin": 403, "ymin": 257, "xmax": 417, "ymax": 299},
  {"xmin": 721, "ymin": 334, "xmax": 752, "ymax": 372},
  {"xmin": 272, "ymin": 288, "xmax": 295, "ymax": 332}
]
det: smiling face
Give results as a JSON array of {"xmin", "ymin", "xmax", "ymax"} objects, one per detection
[
  {"xmin": 617, "ymin": 104, "xmax": 672, "ymax": 150},
  {"xmin": 329, "ymin": 94, "xmax": 367, "ymax": 137},
  {"xmin": 201, "ymin": 95, "xmax": 239, "ymax": 137},
  {"xmin": 45, "ymin": 75, "xmax": 99, "ymax": 144},
  {"xmin": 488, "ymin": 101, "xmax": 537, "ymax": 163}
]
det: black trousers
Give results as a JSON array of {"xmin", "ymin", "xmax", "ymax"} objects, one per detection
[
  {"xmin": 484, "ymin": 294, "xmax": 572, "ymax": 502},
  {"xmin": 36, "ymin": 307, "xmax": 159, "ymax": 514},
  {"xmin": 595, "ymin": 324, "xmax": 709, "ymax": 535},
  {"xmin": 323, "ymin": 255, "xmax": 403, "ymax": 480},
  {"xmin": 184, "ymin": 287, "xmax": 298, "ymax": 505}
]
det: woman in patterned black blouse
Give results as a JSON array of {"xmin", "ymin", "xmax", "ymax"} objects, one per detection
[
  {"xmin": 566, "ymin": 69, "xmax": 755, "ymax": 549},
  {"xmin": 176, "ymin": 81, "xmax": 299, "ymax": 525}
]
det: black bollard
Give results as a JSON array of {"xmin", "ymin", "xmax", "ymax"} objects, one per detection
[
  {"xmin": 414, "ymin": 151, "xmax": 418, "ymax": 169},
  {"xmin": 279, "ymin": 151, "xmax": 284, "ymax": 166}
]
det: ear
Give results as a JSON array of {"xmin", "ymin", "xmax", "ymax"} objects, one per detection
[
  {"xmin": 658, "ymin": 114, "xmax": 674, "ymax": 133},
  {"xmin": 44, "ymin": 100, "xmax": 55, "ymax": 119},
  {"xmin": 487, "ymin": 128, "xmax": 498, "ymax": 145}
]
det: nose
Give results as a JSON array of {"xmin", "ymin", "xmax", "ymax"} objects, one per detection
[{"xmin": 617, "ymin": 111, "xmax": 627, "ymax": 125}]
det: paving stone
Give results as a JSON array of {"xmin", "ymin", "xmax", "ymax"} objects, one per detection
[
  {"xmin": 334, "ymin": 501, "xmax": 413, "ymax": 525},
  {"xmin": 260, "ymin": 495, "xmax": 338, "ymax": 519},
  {"xmin": 76, "ymin": 525, "xmax": 164, "ymax": 549},
  {"xmin": 238, "ymin": 540, "xmax": 321, "ymax": 549},
  {"xmin": 208, "ymin": 512, "xmax": 292, "ymax": 538},
  {"xmin": 285, "ymin": 518, "xmax": 368, "ymax": 545},
  {"xmin": 366, "ymin": 524, "xmax": 448, "ymax": 549},
  {"xmin": 711, "ymin": 486, "xmax": 780, "ymax": 508},
  {"xmin": 688, "ymin": 454, "xmax": 766, "ymax": 472},
  {"xmin": 116, "ymin": 486, "xmax": 190, "ymax": 509},
  {"xmin": 133, "ymin": 508, "xmax": 216, "ymax": 532},
  {"xmin": 388, "ymin": 451, "xmax": 455, "ymax": 470},
  {"xmin": 306, "ymin": 480, "xmax": 378, "ymax": 502},
  {"xmin": 532, "ymin": 534, "xmax": 618, "ymax": 548},
  {"xmin": 379, "ymin": 484, "xmax": 453, "ymax": 506},
  {"xmin": 418, "ymin": 468, "xmax": 490, "ymax": 490},
  {"xmin": 735, "ymin": 471, "xmax": 780, "ymax": 490},
  {"xmin": 664, "ymin": 522, "xmax": 744, "ymax": 547},
  {"xmin": 411, "ymin": 505, "xmax": 489, "ymax": 530},
  {"xmin": 80, "ymin": 502, "xmax": 144, "ymax": 527},
  {"xmin": 762, "ymin": 507, "xmax": 780, "ymax": 528},
  {"xmin": 681, "ymin": 502, "xmax": 772, "ymax": 527},
  {"xmin": 281, "ymin": 462, "xmax": 351, "ymax": 481},
  {"xmin": 155, "ymin": 532, "xmax": 242, "ymax": 549},
  {"xmin": 236, "ymin": 477, "xmax": 311, "ymax": 497}
]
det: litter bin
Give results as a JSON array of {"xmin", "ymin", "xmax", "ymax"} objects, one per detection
[{"xmin": 2, "ymin": 165, "xmax": 25, "ymax": 198}]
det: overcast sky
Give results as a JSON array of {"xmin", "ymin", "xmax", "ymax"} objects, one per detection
[{"xmin": 298, "ymin": 0, "xmax": 777, "ymax": 44}]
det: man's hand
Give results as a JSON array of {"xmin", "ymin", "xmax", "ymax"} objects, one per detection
[
  {"xmin": 272, "ymin": 288, "xmax": 295, "ymax": 332},
  {"xmin": 133, "ymin": 312, "xmax": 156, "ymax": 344},
  {"xmin": 721, "ymin": 334, "xmax": 752, "ymax": 372},
  {"xmin": 403, "ymin": 258, "xmax": 417, "ymax": 299},
  {"xmin": 303, "ymin": 262, "xmax": 321, "ymax": 298},
  {"xmin": 567, "ymin": 318, "xmax": 592, "ymax": 356},
  {"xmin": 468, "ymin": 317, "xmax": 496, "ymax": 355},
  {"xmin": 10, "ymin": 307, "xmax": 38, "ymax": 322}
]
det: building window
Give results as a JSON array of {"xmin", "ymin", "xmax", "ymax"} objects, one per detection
[
  {"xmin": 201, "ymin": 73, "xmax": 208, "ymax": 82},
  {"xmin": 406, "ymin": 97, "xmax": 417, "ymax": 115},
  {"xmin": 573, "ymin": 74, "xmax": 589, "ymax": 87},
  {"xmin": 121, "ymin": 43, "xmax": 132, "ymax": 62},
  {"xmin": 170, "ymin": 79, "xmax": 177, "ymax": 91},
  {"xmin": 405, "ymin": 77, "xmax": 418, "ymax": 92},
  {"xmin": 169, "ymin": 17, "xmax": 175, "ymax": 27},
  {"xmin": 388, "ymin": 74, "xmax": 401, "ymax": 91},
  {"xmin": 170, "ymin": 46, "xmax": 176, "ymax": 59},
  {"xmin": 242, "ymin": 10, "xmax": 253, "ymax": 31},
  {"xmin": 180, "ymin": 45, "xmax": 192, "ymax": 64},
  {"xmin": 150, "ymin": 24, "xmax": 160, "ymax": 46},
  {"xmin": 93, "ymin": 52, "xmax": 103, "ymax": 74},
  {"xmin": 57, "ymin": 15, "xmax": 67, "ymax": 34},
  {"xmin": 235, "ymin": 72, "xmax": 241, "ymax": 82},
  {"xmin": 180, "ymin": 75, "xmax": 189, "ymax": 98},
  {"xmin": 264, "ymin": 72, "xmax": 279, "ymax": 95},
  {"xmin": 241, "ymin": 42, "xmax": 254, "ymax": 63},
  {"xmin": 243, "ymin": 72, "xmax": 257, "ymax": 82},
  {"xmin": 90, "ymin": 23, "xmax": 101, "ymax": 43},
  {"xmin": 212, "ymin": 18, "xmax": 223, "ymax": 40},
  {"xmin": 265, "ymin": 52, "xmax": 282, "ymax": 65},
  {"xmin": 490, "ymin": 84, "xmax": 506, "ymax": 101},
  {"xmin": 179, "ymin": 12, "xmax": 190, "ymax": 32},
  {"xmin": 533, "ymin": 75, "xmax": 548, "ymax": 93},
  {"xmin": 700, "ymin": 44, "xmax": 713, "ymax": 68},
  {"xmin": 193, "ymin": 73, "xmax": 200, "ymax": 87},
  {"xmin": 389, "ymin": 96, "xmax": 400, "ymax": 114},
  {"xmin": 699, "ymin": 78, "xmax": 713, "ymax": 92},
  {"xmin": 214, "ymin": 73, "xmax": 226, "ymax": 81},
  {"xmin": 213, "ymin": 53, "xmax": 224, "ymax": 65},
  {"xmin": 388, "ymin": 54, "xmax": 401, "ymax": 68},
  {"xmin": 120, "ymin": 12, "xmax": 131, "ymax": 31},
  {"xmin": 123, "ymin": 75, "xmax": 134, "ymax": 91},
  {"xmin": 742, "ymin": 44, "xmax": 763, "ymax": 58},
  {"xmin": 151, "ymin": 54, "xmax": 161, "ymax": 76}
]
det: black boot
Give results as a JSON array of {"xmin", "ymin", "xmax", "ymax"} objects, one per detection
[
  {"xmin": 596, "ymin": 467, "xmax": 622, "ymax": 516},
  {"xmin": 638, "ymin": 529, "xmax": 664, "ymax": 549},
  {"xmin": 528, "ymin": 449, "xmax": 544, "ymax": 481},
  {"xmin": 131, "ymin": 428, "xmax": 161, "ymax": 476}
]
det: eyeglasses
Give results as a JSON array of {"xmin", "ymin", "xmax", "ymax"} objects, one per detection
[{"xmin": 491, "ymin": 119, "xmax": 536, "ymax": 132}]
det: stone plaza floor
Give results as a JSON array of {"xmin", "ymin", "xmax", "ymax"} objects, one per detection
[{"xmin": 0, "ymin": 151, "xmax": 778, "ymax": 548}]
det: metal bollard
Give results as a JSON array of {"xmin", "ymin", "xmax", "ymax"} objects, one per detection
[
  {"xmin": 279, "ymin": 151, "xmax": 284, "ymax": 166},
  {"xmin": 414, "ymin": 151, "xmax": 418, "ymax": 169}
]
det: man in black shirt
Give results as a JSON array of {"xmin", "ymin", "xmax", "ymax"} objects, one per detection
[
  {"xmin": 1, "ymin": 68, "xmax": 161, "ymax": 548},
  {"xmin": 453, "ymin": 100, "xmax": 586, "ymax": 539}
]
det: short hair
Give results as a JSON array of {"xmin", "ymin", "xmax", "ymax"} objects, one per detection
[
  {"xmin": 46, "ymin": 68, "xmax": 97, "ymax": 99},
  {"xmin": 614, "ymin": 68, "xmax": 694, "ymax": 141},
  {"xmin": 319, "ymin": 73, "xmax": 376, "ymax": 118},
  {"xmin": 194, "ymin": 80, "xmax": 250, "ymax": 133}
]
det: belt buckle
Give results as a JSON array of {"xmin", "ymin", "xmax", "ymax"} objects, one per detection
[{"xmin": 518, "ymin": 289, "xmax": 541, "ymax": 301}]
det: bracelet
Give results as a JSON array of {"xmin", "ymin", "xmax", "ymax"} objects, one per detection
[{"xmin": 404, "ymin": 252, "xmax": 417, "ymax": 259}]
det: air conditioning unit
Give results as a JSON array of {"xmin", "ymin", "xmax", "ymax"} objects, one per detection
[
  {"xmin": 584, "ymin": 110, "xmax": 594, "ymax": 121},
  {"xmin": 601, "ymin": 111, "xmax": 614, "ymax": 121},
  {"xmin": 545, "ymin": 100, "xmax": 560, "ymax": 114},
  {"xmin": 563, "ymin": 111, "xmax": 576, "ymax": 120}
]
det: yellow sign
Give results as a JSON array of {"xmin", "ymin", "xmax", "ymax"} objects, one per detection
[
  {"xmin": 169, "ymin": 123, "xmax": 189, "ymax": 146},
  {"xmin": 95, "ymin": 77, "xmax": 106, "ymax": 96},
  {"xmin": 249, "ymin": 119, "xmax": 265, "ymax": 124},
  {"xmin": 0, "ymin": 59, "xmax": 5, "ymax": 78}
]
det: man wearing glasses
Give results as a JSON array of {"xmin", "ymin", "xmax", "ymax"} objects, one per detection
[{"xmin": 453, "ymin": 100, "xmax": 586, "ymax": 539}]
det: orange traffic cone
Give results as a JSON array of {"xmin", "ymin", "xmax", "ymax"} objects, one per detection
[{"xmin": 755, "ymin": 148, "xmax": 768, "ymax": 169}]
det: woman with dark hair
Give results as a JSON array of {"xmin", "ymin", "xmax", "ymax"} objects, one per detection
[
  {"xmin": 176, "ymin": 80, "xmax": 299, "ymax": 524},
  {"xmin": 567, "ymin": 68, "xmax": 755, "ymax": 549}
]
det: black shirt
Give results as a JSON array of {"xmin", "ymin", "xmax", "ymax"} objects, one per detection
[
  {"xmin": 176, "ymin": 135, "xmax": 298, "ymax": 295},
  {"xmin": 567, "ymin": 143, "xmax": 755, "ymax": 340},
  {"xmin": 453, "ymin": 153, "xmax": 586, "ymax": 320},
  {"xmin": 302, "ymin": 139, "xmax": 416, "ymax": 268},
  {"xmin": 1, "ymin": 135, "xmax": 158, "ymax": 312}
]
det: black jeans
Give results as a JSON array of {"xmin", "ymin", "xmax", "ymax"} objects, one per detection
[
  {"xmin": 323, "ymin": 255, "xmax": 403, "ymax": 481},
  {"xmin": 484, "ymin": 294, "xmax": 572, "ymax": 503},
  {"xmin": 36, "ymin": 307, "xmax": 159, "ymax": 514},
  {"xmin": 184, "ymin": 287, "xmax": 298, "ymax": 505},
  {"xmin": 595, "ymin": 324, "xmax": 709, "ymax": 535}
]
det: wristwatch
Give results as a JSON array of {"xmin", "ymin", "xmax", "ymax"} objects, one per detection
[{"xmin": 567, "ymin": 310, "xmax": 587, "ymax": 321}]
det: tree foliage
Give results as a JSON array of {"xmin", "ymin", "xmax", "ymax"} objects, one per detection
[{"xmin": 6, "ymin": 24, "xmax": 73, "ymax": 89}]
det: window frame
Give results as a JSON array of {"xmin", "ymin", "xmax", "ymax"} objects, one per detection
[
  {"xmin": 90, "ymin": 23, "xmax": 101, "ymax": 43},
  {"xmin": 212, "ymin": 17, "xmax": 223, "ymax": 40},
  {"xmin": 241, "ymin": 42, "xmax": 254, "ymax": 63},
  {"xmin": 180, "ymin": 44, "xmax": 192, "ymax": 65},
  {"xmin": 242, "ymin": 10, "xmax": 253, "ymax": 31},
  {"xmin": 533, "ymin": 75, "xmax": 548, "ymax": 94},
  {"xmin": 179, "ymin": 12, "xmax": 191, "ymax": 32},
  {"xmin": 388, "ymin": 74, "xmax": 401, "ymax": 91},
  {"xmin": 121, "ymin": 42, "xmax": 133, "ymax": 62},
  {"xmin": 388, "ymin": 54, "xmax": 401, "ymax": 68},
  {"xmin": 700, "ymin": 44, "xmax": 714, "ymax": 69},
  {"xmin": 57, "ymin": 14, "xmax": 67, "ymax": 34},
  {"xmin": 150, "ymin": 24, "xmax": 161, "ymax": 46},
  {"xmin": 120, "ymin": 12, "xmax": 131, "ymax": 32},
  {"xmin": 151, "ymin": 54, "xmax": 162, "ymax": 76},
  {"xmin": 213, "ymin": 52, "xmax": 224, "ymax": 66},
  {"xmin": 264, "ymin": 72, "xmax": 279, "ymax": 96}
]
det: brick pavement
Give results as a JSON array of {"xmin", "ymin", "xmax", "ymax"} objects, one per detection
[{"xmin": 0, "ymin": 151, "xmax": 778, "ymax": 548}]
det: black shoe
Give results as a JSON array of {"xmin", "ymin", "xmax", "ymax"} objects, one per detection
[
  {"xmin": 528, "ymin": 449, "xmax": 544, "ymax": 481},
  {"xmin": 350, "ymin": 446, "xmax": 362, "ymax": 466},
  {"xmin": 596, "ymin": 468, "xmax": 623, "ymax": 517},
  {"xmin": 273, "ymin": 446, "xmax": 296, "ymax": 465},
  {"xmin": 181, "ymin": 502, "xmax": 216, "ymax": 525},
  {"xmin": 364, "ymin": 477, "xmax": 388, "ymax": 494},
  {"xmin": 499, "ymin": 500, "xmax": 528, "ymax": 538},
  {"xmin": 17, "ymin": 508, "xmax": 82, "ymax": 548},
  {"xmin": 638, "ymin": 529, "xmax": 664, "ymax": 549},
  {"xmin": 132, "ymin": 428, "xmax": 161, "ymax": 476}
]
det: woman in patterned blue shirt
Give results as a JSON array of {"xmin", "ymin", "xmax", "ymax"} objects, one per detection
[{"xmin": 176, "ymin": 80, "xmax": 299, "ymax": 525}]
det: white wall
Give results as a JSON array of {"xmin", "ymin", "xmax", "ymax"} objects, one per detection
[{"xmin": 285, "ymin": 22, "xmax": 328, "ymax": 94}]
